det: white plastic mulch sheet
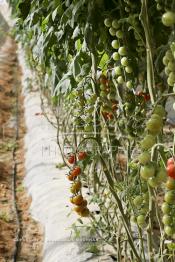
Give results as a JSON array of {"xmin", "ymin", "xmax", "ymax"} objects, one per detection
[{"xmin": 18, "ymin": 51, "xmax": 97, "ymax": 262}]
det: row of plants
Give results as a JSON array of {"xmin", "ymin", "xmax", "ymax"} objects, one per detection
[{"xmin": 8, "ymin": 0, "xmax": 175, "ymax": 260}]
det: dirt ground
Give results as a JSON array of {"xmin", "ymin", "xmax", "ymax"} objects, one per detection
[{"xmin": 0, "ymin": 37, "xmax": 43, "ymax": 262}]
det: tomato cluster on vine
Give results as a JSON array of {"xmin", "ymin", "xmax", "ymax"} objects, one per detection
[
  {"xmin": 161, "ymin": 158, "xmax": 175, "ymax": 237},
  {"xmin": 66, "ymin": 152, "xmax": 90, "ymax": 217}
]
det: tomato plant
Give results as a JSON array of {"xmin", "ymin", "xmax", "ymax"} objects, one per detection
[{"xmin": 9, "ymin": 0, "xmax": 175, "ymax": 259}]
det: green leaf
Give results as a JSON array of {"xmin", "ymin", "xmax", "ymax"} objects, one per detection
[
  {"xmin": 71, "ymin": 54, "xmax": 81, "ymax": 78},
  {"xmin": 54, "ymin": 72, "xmax": 73, "ymax": 94},
  {"xmin": 75, "ymin": 39, "xmax": 82, "ymax": 51},
  {"xmin": 18, "ymin": 0, "xmax": 31, "ymax": 20},
  {"xmin": 70, "ymin": 0, "xmax": 86, "ymax": 28},
  {"xmin": 72, "ymin": 26, "xmax": 80, "ymax": 39},
  {"xmin": 51, "ymin": 96, "xmax": 59, "ymax": 106},
  {"xmin": 41, "ymin": 14, "xmax": 50, "ymax": 32},
  {"xmin": 52, "ymin": 7, "xmax": 58, "ymax": 21},
  {"xmin": 81, "ymin": 63, "xmax": 91, "ymax": 76},
  {"xmin": 99, "ymin": 53, "xmax": 109, "ymax": 70}
]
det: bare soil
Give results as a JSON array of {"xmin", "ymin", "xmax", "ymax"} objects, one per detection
[{"xmin": 0, "ymin": 37, "xmax": 43, "ymax": 262}]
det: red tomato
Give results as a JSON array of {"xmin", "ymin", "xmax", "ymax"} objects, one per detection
[
  {"xmin": 78, "ymin": 152, "xmax": 87, "ymax": 160},
  {"xmin": 167, "ymin": 164, "xmax": 175, "ymax": 179},
  {"xmin": 167, "ymin": 157, "xmax": 175, "ymax": 166},
  {"xmin": 71, "ymin": 166, "xmax": 81, "ymax": 177},
  {"xmin": 143, "ymin": 94, "xmax": 150, "ymax": 101},
  {"xmin": 68, "ymin": 154, "xmax": 75, "ymax": 164},
  {"xmin": 136, "ymin": 91, "xmax": 150, "ymax": 102}
]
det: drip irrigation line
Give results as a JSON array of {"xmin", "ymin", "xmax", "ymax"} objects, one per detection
[{"xmin": 11, "ymin": 50, "xmax": 22, "ymax": 262}]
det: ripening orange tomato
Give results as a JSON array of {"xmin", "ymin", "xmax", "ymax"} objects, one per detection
[
  {"xmin": 70, "ymin": 181, "xmax": 82, "ymax": 194},
  {"xmin": 71, "ymin": 195, "xmax": 84, "ymax": 205},
  {"xmin": 71, "ymin": 166, "xmax": 81, "ymax": 177}
]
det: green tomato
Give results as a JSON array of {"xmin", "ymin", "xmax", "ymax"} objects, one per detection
[
  {"xmin": 165, "ymin": 190, "xmax": 175, "ymax": 204},
  {"xmin": 162, "ymin": 56, "xmax": 169, "ymax": 66},
  {"xmin": 140, "ymin": 206, "xmax": 148, "ymax": 215},
  {"xmin": 100, "ymin": 91, "xmax": 107, "ymax": 97},
  {"xmin": 100, "ymin": 84, "xmax": 107, "ymax": 91},
  {"xmin": 171, "ymin": 42, "xmax": 175, "ymax": 52},
  {"xmin": 130, "ymin": 215, "xmax": 137, "ymax": 223},
  {"xmin": 168, "ymin": 61, "xmax": 175, "ymax": 71},
  {"xmin": 165, "ymin": 50, "xmax": 174, "ymax": 61},
  {"xmin": 133, "ymin": 195, "xmax": 143, "ymax": 206},
  {"xmin": 161, "ymin": 202, "xmax": 171, "ymax": 214},
  {"xmin": 165, "ymin": 66, "xmax": 170, "ymax": 76},
  {"xmin": 140, "ymin": 163, "xmax": 155, "ymax": 180},
  {"xmin": 162, "ymin": 214, "xmax": 172, "ymax": 225},
  {"xmin": 168, "ymin": 76, "xmax": 175, "ymax": 87},
  {"xmin": 151, "ymin": 114, "xmax": 163, "ymax": 122},
  {"xmin": 143, "ymin": 192, "xmax": 149, "ymax": 201},
  {"xmin": 109, "ymin": 27, "xmax": 116, "ymax": 36},
  {"xmin": 154, "ymin": 105, "xmax": 166, "ymax": 118},
  {"xmin": 138, "ymin": 151, "xmax": 151, "ymax": 165},
  {"xmin": 162, "ymin": 11, "xmax": 175, "ymax": 27},
  {"xmin": 116, "ymin": 30, "xmax": 123, "ymax": 39},
  {"xmin": 166, "ymin": 177, "xmax": 175, "ymax": 190},
  {"xmin": 112, "ymin": 19, "xmax": 120, "ymax": 29},
  {"xmin": 126, "ymin": 80, "xmax": 133, "ymax": 89},
  {"xmin": 118, "ymin": 46, "xmax": 127, "ymax": 56},
  {"xmin": 140, "ymin": 135, "xmax": 156, "ymax": 150},
  {"xmin": 111, "ymin": 40, "xmax": 119, "ymax": 49},
  {"xmin": 112, "ymin": 52, "xmax": 120, "ymax": 61},
  {"xmin": 117, "ymin": 76, "xmax": 124, "ymax": 84},
  {"xmin": 164, "ymin": 225, "xmax": 174, "ymax": 236},
  {"xmin": 169, "ymin": 72, "xmax": 175, "ymax": 82},
  {"xmin": 156, "ymin": 168, "xmax": 167, "ymax": 183},
  {"xmin": 125, "ymin": 66, "xmax": 133, "ymax": 73},
  {"xmin": 104, "ymin": 18, "xmax": 112, "ymax": 27},
  {"xmin": 146, "ymin": 118, "xmax": 162, "ymax": 134},
  {"xmin": 114, "ymin": 66, "xmax": 122, "ymax": 75},
  {"xmin": 148, "ymin": 177, "xmax": 160, "ymax": 188},
  {"xmin": 137, "ymin": 215, "xmax": 146, "ymax": 228},
  {"xmin": 121, "ymin": 57, "xmax": 129, "ymax": 66}
]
